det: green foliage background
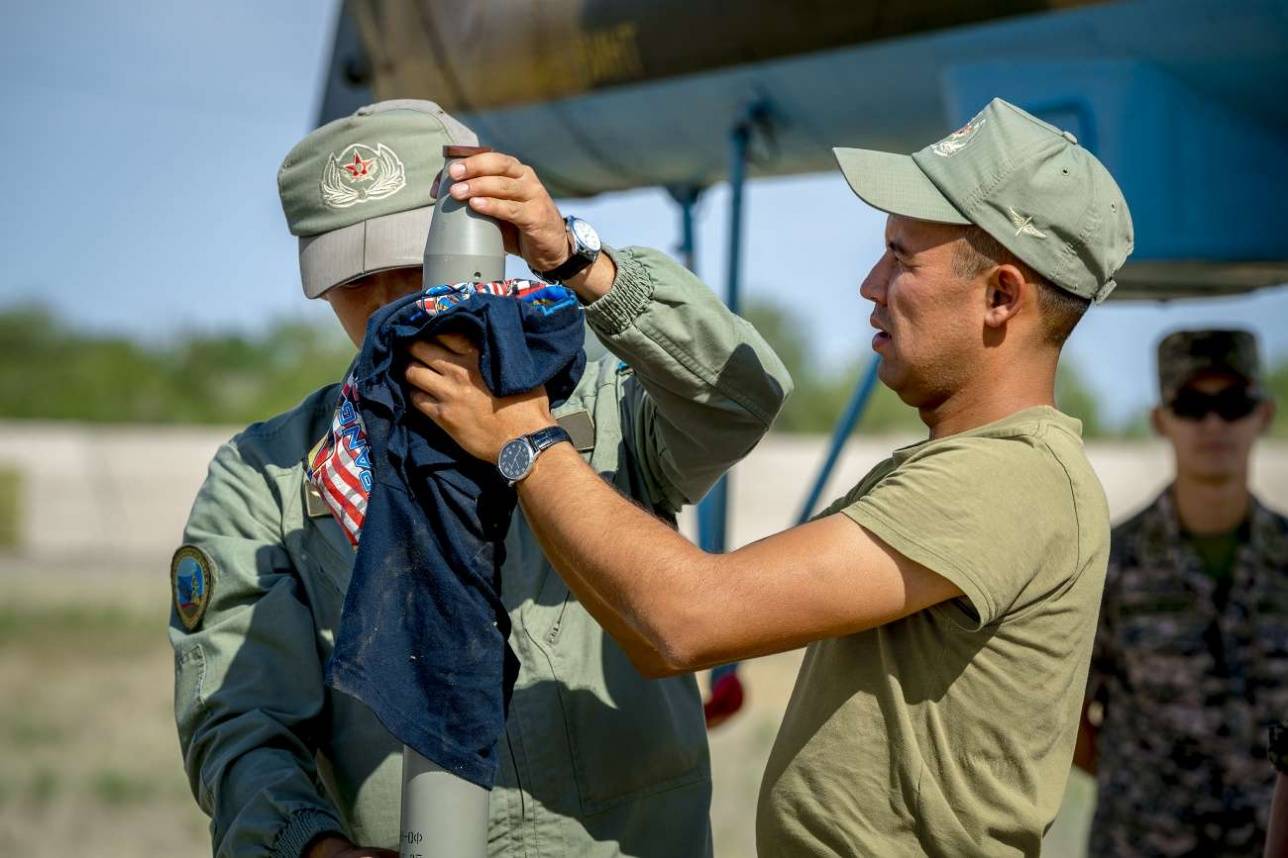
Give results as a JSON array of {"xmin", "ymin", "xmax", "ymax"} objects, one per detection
[
  {"xmin": 739, "ymin": 300, "xmax": 1288, "ymax": 439},
  {"xmin": 0, "ymin": 302, "xmax": 1284, "ymax": 438},
  {"xmin": 0, "ymin": 305, "xmax": 354, "ymax": 425}
]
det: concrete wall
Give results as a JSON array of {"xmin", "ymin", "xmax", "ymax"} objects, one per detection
[
  {"xmin": 1, "ymin": 421, "xmax": 1285, "ymax": 566},
  {"xmin": 710, "ymin": 434, "xmax": 1288, "ymax": 548},
  {"xmin": 0, "ymin": 422, "xmax": 235, "ymax": 563}
]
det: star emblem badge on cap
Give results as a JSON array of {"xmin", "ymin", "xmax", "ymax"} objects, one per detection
[
  {"xmin": 930, "ymin": 115, "xmax": 986, "ymax": 158},
  {"xmin": 320, "ymin": 142, "xmax": 406, "ymax": 209},
  {"xmin": 344, "ymin": 151, "xmax": 373, "ymax": 181}
]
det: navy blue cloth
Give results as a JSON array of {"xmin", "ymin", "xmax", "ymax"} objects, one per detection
[{"xmin": 325, "ymin": 284, "xmax": 585, "ymax": 789}]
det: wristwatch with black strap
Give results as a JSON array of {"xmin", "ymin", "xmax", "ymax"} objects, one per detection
[
  {"xmin": 497, "ymin": 425, "xmax": 572, "ymax": 485},
  {"xmin": 536, "ymin": 216, "xmax": 601, "ymax": 284}
]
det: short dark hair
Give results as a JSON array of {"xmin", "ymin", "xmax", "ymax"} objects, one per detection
[{"xmin": 951, "ymin": 226, "xmax": 1090, "ymax": 346}]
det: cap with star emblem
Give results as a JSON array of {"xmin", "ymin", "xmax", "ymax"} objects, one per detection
[
  {"xmin": 833, "ymin": 98, "xmax": 1134, "ymax": 302},
  {"xmin": 277, "ymin": 100, "xmax": 477, "ymax": 298}
]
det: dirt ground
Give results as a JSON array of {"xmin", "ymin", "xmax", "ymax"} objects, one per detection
[
  {"xmin": 0, "ymin": 560, "xmax": 209, "ymax": 855},
  {"xmin": 0, "ymin": 557, "xmax": 1094, "ymax": 857}
]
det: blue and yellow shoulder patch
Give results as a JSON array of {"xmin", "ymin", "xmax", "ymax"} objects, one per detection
[{"xmin": 171, "ymin": 545, "xmax": 215, "ymax": 631}]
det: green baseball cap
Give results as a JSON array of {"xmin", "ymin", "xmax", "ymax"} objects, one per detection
[
  {"xmin": 1157, "ymin": 328, "xmax": 1262, "ymax": 403},
  {"xmin": 277, "ymin": 99, "xmax": 476, "ymax": 298},
  {"xmin": 833, "ymin": 98, "xmax": 1134, "ymax": 302}
]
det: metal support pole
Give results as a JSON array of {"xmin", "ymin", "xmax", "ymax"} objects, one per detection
[
  {"xmin": 794, "ymin": 356, "xmax": 883, "ymax": 525},
  {"xmin": 668, "ymin": 184, "xmax": 722, "ymax": 550},
  {"xmin": 667, "ymin": 185, "xmax": 702, "ymax": 273},
  {"xmin": 697, "ymin": 104, "xmax": 765, "ymax": 553},
  {"xmin": 707, "ymin": 357, "xmax": 883, "ymax": 719}
]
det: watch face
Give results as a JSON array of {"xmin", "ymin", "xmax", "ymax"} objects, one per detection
[
  {"xmin": 571, "ymin": 218, "xmax": 601, "ymax": 253},
  {"xmin": 498, "ymin": 438, "xmax": 534, "ymax": 482}
]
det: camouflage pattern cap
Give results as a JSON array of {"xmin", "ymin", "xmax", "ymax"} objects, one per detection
[
  {"xmin": 1157, "ymin": 328, "xmax": 1261, "ymax": 403},
  {"xmin": 277, "ymin": 100, "xmax": 477, "ymax": 298},
  {"xmin": 833, "ymin": 98, "xmax": 1134, "ymax": 302}
]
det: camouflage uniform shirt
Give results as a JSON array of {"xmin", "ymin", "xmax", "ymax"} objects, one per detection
[{"xmin": 1088, "ymin": 488, "xmax": 1288, "ymax": 856}]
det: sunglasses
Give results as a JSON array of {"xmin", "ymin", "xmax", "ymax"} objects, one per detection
[{"xmin": 1168, "ymin": 387, "xmax": 1262, "ymax": 422}]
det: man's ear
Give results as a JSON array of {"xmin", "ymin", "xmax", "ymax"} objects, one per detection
[
  {"xmin": 1256, "ymin": 398, "xmax": 1277, "ymax": 436},
  {"xmin": 982, "ymin": 264, "xmax": 1026, "ymax": 329},
  {"xmin": 1150, "ymin": 405, "xmax": 1166, "ymax": 437}
]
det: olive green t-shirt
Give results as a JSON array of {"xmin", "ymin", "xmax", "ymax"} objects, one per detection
[
  {"xmin": 1185, "ymin": 525, "xmax": 1244, "ymax": 584},
  {"xmin": 757, "ymin": 406, "xmax": 1110, "ymax": 858}
]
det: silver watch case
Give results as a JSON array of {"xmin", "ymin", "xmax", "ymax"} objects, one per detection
[
  {"xmin": 567, "ymin": 216, "xmax": 601, "ymax": 256},
  {"xmin": 497, "ymin": 436, "xmax": 538, "ymax": 484}
]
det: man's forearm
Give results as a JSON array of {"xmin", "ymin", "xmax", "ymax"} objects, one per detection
[
  {"xmin": 519, "ymin": 485, "xmax": 671, "ymax": 676},
  {"xmin": 408, "ymin": 303, "xmax": 959, "ymax": 671},
  {"xmin": 562, "ymin": 251, "xmax": 616, "ymax": 303},
  {"xmin": 517, "ymin": 443, "xmax": 715, "ymax": 674},
  {"xmin": 514, "ymin": 441, "xmax": 962, "ymax": 675}
]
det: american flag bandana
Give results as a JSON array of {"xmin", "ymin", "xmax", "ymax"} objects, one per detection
[
  {"xmin": 306, "ymin": 279, "xmax": 577, "ymax": 546},
  {"xmin": 307, "ymin": 374, "xmax": 371, "ymax": 545}
]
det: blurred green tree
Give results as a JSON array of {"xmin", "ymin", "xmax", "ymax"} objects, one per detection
[
  {"xmin": 741, "ymin": 301, "xmax": 922, "ymax": 436},
  {"xmin": 1267, "ymin": 359, "xmax": 1288, "ymax": 438},
  {"xmin": 1055, "ymin": 362, "xmax": 1103, "ymax": 438},
  {"xmin": 742, "ymin": 299, "xmax": 1114, "ymax": 437},
  {"xmin": 0, "ymin": 301, "xmax": 1279, "ymax": 437},
  {"xmin": 0, "ymin": 305, "xmax": 354, "ymax": 425}
]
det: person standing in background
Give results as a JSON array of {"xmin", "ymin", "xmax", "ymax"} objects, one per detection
[{"xmin": 1078, "ymin": 328, "xmax": 1288, "ymax": 857}]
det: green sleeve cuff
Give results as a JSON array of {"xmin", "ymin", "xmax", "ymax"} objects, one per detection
[
  {"xmin": 582, "ymin": 245, "xmax": 655, "ymax": 336},
  {"xmin": 271, "ymin": 808, "xmax": 347, "ymax": 858}
]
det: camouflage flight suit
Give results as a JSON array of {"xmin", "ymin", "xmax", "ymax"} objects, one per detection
[{"xmin": 1087, "ymin": 487, "xmax": 1288, "ymax": 856}]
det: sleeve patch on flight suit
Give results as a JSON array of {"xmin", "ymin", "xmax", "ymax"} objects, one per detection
[{"xmin": 171, "ymin": 545, "xmax": 215, "ymax": 631}]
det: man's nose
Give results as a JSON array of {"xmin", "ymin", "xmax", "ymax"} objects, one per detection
[
  {"xmin": 1200, "ymin": 412, "xmax": 1228, "ymax": 432},
  {"xmin": 859, "ymin": 254, "xmax": 888, "ymax": 304}
]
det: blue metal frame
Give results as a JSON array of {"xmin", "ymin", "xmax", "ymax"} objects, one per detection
[
  {"xmin": 693, "ymin": 102, "xmax": 886, "ymax": 706},
  {"xmin": 794, "ymin": 356, "xmax": 883, "ymax": 525},
  {"xmin": 667, "ymin": 185, "xmax": 702, "ymax": 272},
  {"xmin": 699, "ymin": 354, "xmax": 882, "ymax": 709},
  {"xmin": 696, "ymin": 103, "xmax": 766, "ymax": 554}
]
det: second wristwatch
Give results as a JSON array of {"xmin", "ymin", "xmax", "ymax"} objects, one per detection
[{"xmin": 537, "ymin": 216, "xmax": 601, "ymax": 284}]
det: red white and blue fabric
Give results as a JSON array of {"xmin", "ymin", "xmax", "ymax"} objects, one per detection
[
  {"xmin": 306, "ymin": 279, "xmax": 576, "ymax": 546},
  {"xmin": 416, "ymin": 279, "xmax": 574, "ymax": 317},
  {"xmin": 307, "ymin": 374, "xmax": 371, "ymax": 545}
]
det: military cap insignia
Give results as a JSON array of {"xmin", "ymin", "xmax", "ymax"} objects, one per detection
[
  {"xmin": 1008, "ymin": 207, "xmax": 1048, "ymax": 239},
  {"xmin": 171, "ymin": 545, "xmax": 215, "ymax": 631},
  {"xmin": 931, "ymin": 115, "xmax": 986, "ymax": 158},
  {"xmin": 320, "ymin": 142, "xmax": 407, "ymax": 209}
]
